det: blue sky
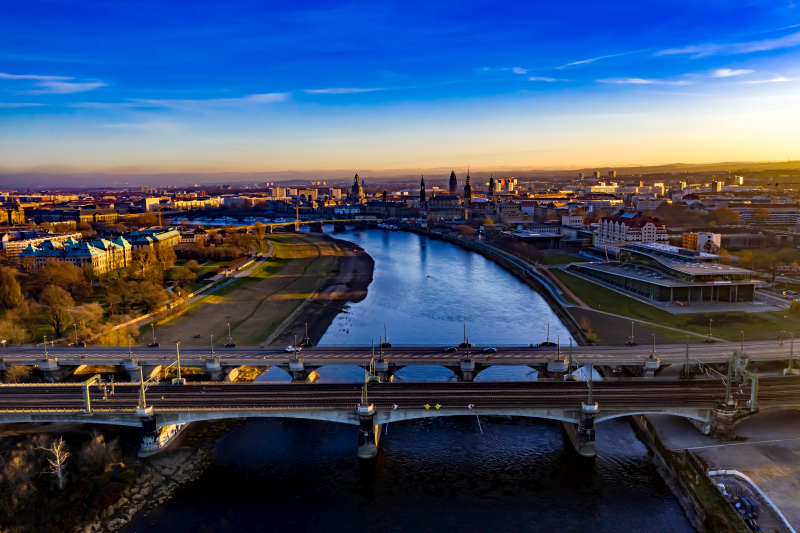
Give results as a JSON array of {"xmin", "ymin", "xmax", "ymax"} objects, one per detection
[{"xmin": 1, "ymin": 0, "xmax": 799, "ymax": 174}]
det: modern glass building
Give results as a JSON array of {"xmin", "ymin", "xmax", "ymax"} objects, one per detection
[{"xmin": 568, "ymin": 242, "xmax": 758, "ymax": 303}]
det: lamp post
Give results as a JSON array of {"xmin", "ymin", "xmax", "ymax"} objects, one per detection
[
  {"xmin": 707, "ymin": 319, "xmax": 713, "ymax": 343},
  {"xmin": 73, "ymin": 323, "xmax": 78, "ymax": 347},
  {"xmin": 741, "ymin": 331, "xmax": 745, "ymax": 352}
]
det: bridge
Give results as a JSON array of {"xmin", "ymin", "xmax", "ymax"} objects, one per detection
[
  {"xmin": 2, "ymin": 348, "xmax": 799, "ymax": 459},
  {"xmin": 180, "ymin": 217, "xmax": 381, "ymax": 233},
  {"xmin": 3, "ymin": 340, "xmax": 799, "ymax": 382}
]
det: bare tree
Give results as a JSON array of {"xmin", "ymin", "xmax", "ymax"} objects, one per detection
[
  {"xmin": 40, "ymin": 437, "xmax": 69, "ymax": 489},
  {"xmin": 133, "ymin": 247, "xmax": 157, "ymax": 278},
  {"xmin": 4, "ymin": 365, "xmax": 32, "ymax": 383},
  {"xmin": 39, "ymin": 285, "xmax": 74, "ymax": 338}
]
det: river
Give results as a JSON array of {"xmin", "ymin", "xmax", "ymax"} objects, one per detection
[{"xmin": 121, "ymin": 230, "xmax": 695, "ymax": 533}]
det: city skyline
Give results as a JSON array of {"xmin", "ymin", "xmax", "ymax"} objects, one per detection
[{"xmin": 1, "ymin": 0, "xmax": 799, "ymax": 174}]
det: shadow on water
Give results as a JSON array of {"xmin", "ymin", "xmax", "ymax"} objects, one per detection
[{"xmin": 122, "ymin": 416, "xmax": 693, "ymax": 533}]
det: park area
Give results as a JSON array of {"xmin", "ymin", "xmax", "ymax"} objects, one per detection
[{"xmin": 152, "ymin": 234, "xmax": 342, "ymax": 347}]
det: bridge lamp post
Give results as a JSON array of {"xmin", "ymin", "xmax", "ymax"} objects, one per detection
[
  {"xmin": 73, "ymin": 324, "xmax": 78, "ymax": 347},
  {"xmin": 707, "ymin": 319, "xmax": 713, "ymax": 343},
  {"xmin": 740, "ymin": 331, "xmax": 744, "ymax": 352}
]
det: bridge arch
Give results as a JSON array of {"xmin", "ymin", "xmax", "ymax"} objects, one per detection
[{"xmin": 392, "ymin": 365, "xmax": 458, "ymax": 382}]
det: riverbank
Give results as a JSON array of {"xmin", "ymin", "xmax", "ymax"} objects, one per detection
[
  {"xmin": 151, "ymin": 234, "xmax": 343, "ymax": 347},
  {"xmin": 640, "ymin": 411, "xmax": 800, "ymax": 532},
  {"xmin": 267, "ymin": 234, "xmax": 374, "ymax": 347},
  {"xmin": 74, "ymin": 420, "xmax": 242, "ymax": 533}
]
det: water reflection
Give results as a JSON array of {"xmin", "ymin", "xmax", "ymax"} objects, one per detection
[{"xmin": 319, "ymin": 230, "xmax": 573, "ymax": 346}]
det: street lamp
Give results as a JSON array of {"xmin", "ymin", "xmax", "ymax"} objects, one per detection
[
  {"xmin": 707, "ymin": 319, "xmax": 713, "ymax": 343},
  {"xmin": 741, "ymin": 331, "xmax": 745, "ymax": 352},
  {"xmin": 149, "ymin": 323, "xmax": 159, "ymax": 347},
  {"xmin": 225, "ymin": 323, "xmax": 235, "ymax": 347},
  {"xmin": 73, "ymin": 323, "xmax": 78, "ymax": 347}
]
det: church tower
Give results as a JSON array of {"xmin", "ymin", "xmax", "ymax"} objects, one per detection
[
  {"xmin": 349, "ymin": 173, "xmax": 364, "ymax": 204},
  {"xmin": 463, "ymin": 170, "xmax": 473, "ymax": 202},
  {"xmin": 488, "ymin": 173, "xmax": 495, "ymax": 201},
  {"xmin": 449, "ymin": 170, "xmax": 457, "ymax": 195},
  {"xmin": 419, "ymin": 175, "xmax": 426, "ymax": 206}
]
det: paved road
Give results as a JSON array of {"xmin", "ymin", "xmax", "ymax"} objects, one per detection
[{"xmin": 4, "ymin": 339, "xmax": 798, "ymax": 367}]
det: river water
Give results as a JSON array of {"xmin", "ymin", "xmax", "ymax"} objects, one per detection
[{"xmin": 121, "ymin": 230, "xmax": 694, "ymax": 533}]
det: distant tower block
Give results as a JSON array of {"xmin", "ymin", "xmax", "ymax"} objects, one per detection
[
  {"xmin": 593, "ymin": 171, "xmax": 601, "ymax": 179},
  {"xmin": 608, "ymin": 170, "xmax": 617, "ymax": 178},
  {"xmin": 578, "ymin": 172, "xmax": 584, "ymax": 180}
]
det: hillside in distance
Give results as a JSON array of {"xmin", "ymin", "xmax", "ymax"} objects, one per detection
[{"xmin": 2, "ymin": 160, "xmax": 799, "ymax": 189}]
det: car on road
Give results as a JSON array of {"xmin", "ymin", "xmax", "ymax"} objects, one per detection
[
  {"xmin": 444, "ymin": 347, "xmax": 457, "ymax": 353},
  {"xmin": 483, "ymin": 347, "xmax": 497, "ymax": 353},
  {"xmin": 285, "ymin": 346, "xmax": 301, "ymax": 353}
]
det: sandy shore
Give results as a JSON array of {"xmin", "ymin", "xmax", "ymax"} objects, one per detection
[{"xmin": 269, "ymin": 234, "xmax": 374, "ymax": 347}]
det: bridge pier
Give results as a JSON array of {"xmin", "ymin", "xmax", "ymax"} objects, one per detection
[
  {"xmin": 563, "ymin": 403, "xmax": 598, "ymax": 457},
  {"xmin": 333, "ymin": 222, "xmax": 347, "ymax": 232},
  {"xmin": 138, "ymin": 415, "xmax": 190, "ymax": 457},
  {"xmin": 356, "ymin": 404, "xmax": 383, "ymax": 459},
  {"xmin": 206, "ymin": 359, "xmax": 223, "ymax": 381},
  {"xmin": 37, "ymin": 359, "xmax": 74, "ymax": 381},
  {"xmin": 545, "ymin": 358, "xmax": 569, "ymax": 379},
  {"xmin": 372, "ymin": 359, "xmax": 399, "ymax": 382},
  {"xmin": 642, "ymin": 357, "xmax": 661, "ymax": 378},
  {"xmin": 457, "ymin": 358, "xmax": 476, "ymax": 381},
  {"xmin": 278, "ymin": 359, "xmax": 320, "ymax": 382},
  {"xmin": 309, "ymin": 222, "xmax": 323, "ymax": 233},
  {"xmin": 710, "ymin": 406, "xmax": 744, "ymax": 440}
]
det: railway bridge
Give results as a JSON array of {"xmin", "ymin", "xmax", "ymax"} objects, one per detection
[{"xmin": 2, "ymin": 366, "xmax": 799, "ymax": 459}]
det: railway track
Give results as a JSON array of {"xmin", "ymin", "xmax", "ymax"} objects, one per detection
[{"xmin": 5, "ymin": 378, "xmax": 798, "ymax": 412}]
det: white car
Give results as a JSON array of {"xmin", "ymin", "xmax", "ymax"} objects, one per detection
[{"xmin": 285, "ymin": 346, "xmax": 301, "ymax": 353}]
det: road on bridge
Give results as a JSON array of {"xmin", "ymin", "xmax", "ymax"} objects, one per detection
[{"xmin": 3, "ymin": 339, "xmax": 798, "ymax": 367}]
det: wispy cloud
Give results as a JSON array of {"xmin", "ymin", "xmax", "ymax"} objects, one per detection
[
  {"xmin": 712, "ymin": 68, "xmax": 754, "ymax": 77},
  {"xmin": 528, "ymin": 76, "xmax": 559, "ymax": 82},
  {"xmin": 0, "ymin": 103, "xmax": 46, "ymax": 108},
  {"xmin": 597, "ymin": 77, "xmax": 692, "ymax": 86},
  {"xmin": 26, "ymin": 81, "xmax": 107, "ymax": 94},
  {"xmin": 0, "ymin": 72, "xmax": 108, "ymax": 94},
  {"xmin": 657, "ymin": 30, "xmax": 800, "ymax": 58},
  {"xmin": 304, "ymin": 87, "xmax": 384, "ymax": 94},
  {"xmin": 131, "ymin": 93, "xmax": 290, "ymax": 110},
  {"xmin": 740, "ymin": 76, "xmax": 793, "ymax": 84},
  {"xmin": 512, "ymin": 67, "xmax": 527, "ymax": 74},
  {"xmin": 0, "ymin": 72, "xmax": 71, "ymax": 81},
  {"xmin": 557, "ymin": 51, "xmax": 642, "ymax": 69},
  {"xmin": 101, "ymin": 122, "xmax": 181, "ymax": 132}
]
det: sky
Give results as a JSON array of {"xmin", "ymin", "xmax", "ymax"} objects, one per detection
[{"xmin": 1, "ymin": 0, "xmax": 800, "ymax": 175}]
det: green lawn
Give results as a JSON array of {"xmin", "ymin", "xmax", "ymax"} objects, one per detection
[
  {"xmin": 540, "ymin": 253, "xmax": 588, "ymax": 266},
  {"xmin": 551, "ymin": 268, "xmax": 800, "ymax": 341}
]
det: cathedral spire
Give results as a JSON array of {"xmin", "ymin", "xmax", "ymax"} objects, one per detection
[{"xmin": 420, "ymin": 174, "xmax": 426, "ymax": 205}]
